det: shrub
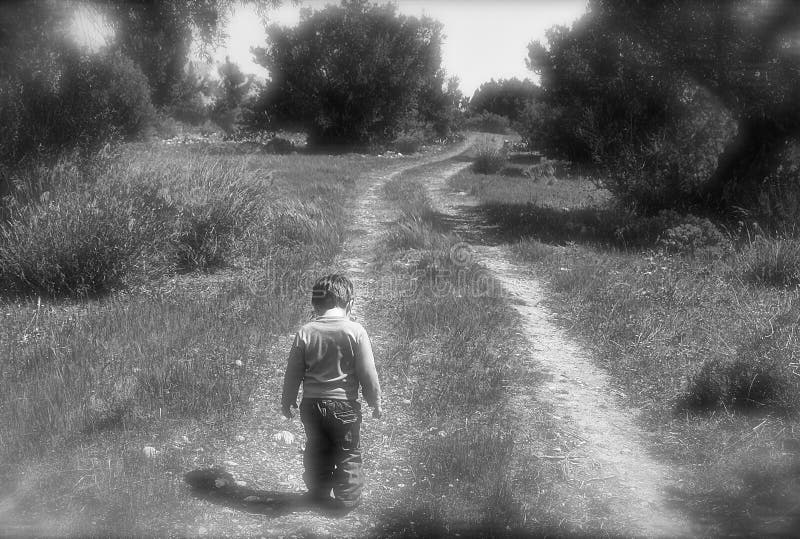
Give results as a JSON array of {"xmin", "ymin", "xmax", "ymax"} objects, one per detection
[
  {"xmin": 54, "ymin": 51, "xmax": 154, "ymax": 151},
  {"xmin": 472, "ymin": 139, "xmax": 507, "ymax": 174},
  {"xmin": 0, "ymin": 188, "xmax": 163, "ymax": 297},
  {"xmin": 393, "ymin": 134, "xmax": 424, "ymax": 154},
  {"xmin": 738, "ymin": 236, "xmax": 800, "ymax": 288},
  {"xmin": 682, "ymin": 299, "xmax": 800, "ymax": 414},
  {"xmin": 462, "ymin": 111, "xmax": 510, "ymax": 135},
  {"xmin": 172, "ymin": 202, "xmax": 238, "ymax": 272},
  {"xmin": 382, "ymin": 216, "xmax": 451, "ymax": 253},
  {"xmin": 657, "ymin": 217, "xmax": 728, "ymax": 255},
  {"xmin": 1, "ymin": 51, "xmax": 154, "ymax": 163},
  {"xmin": 684, "ymin": 340, "xmax": 800, "ymax": 414},
  {"xmin": 264, "ymin": 137, "xmax": 294, "ymax": 154},
  {"xmin": 614, "ymin": 210, "xmax": 727, "ymax": 253}
]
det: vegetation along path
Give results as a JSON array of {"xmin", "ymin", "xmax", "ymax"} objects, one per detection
[
  {"xmin": 424, "ymin": 151, "xmax": 698, "ymax": 537},
  {"xmin": 174, "ymin": 136, "xmax": 698, "ymax": 537},
  {"xmin": 173, "ymin": 138, "xmax": 480, "ymax": 537}
]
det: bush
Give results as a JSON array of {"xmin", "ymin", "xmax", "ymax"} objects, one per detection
[
  {"xmin": 657, "ymin": 217, "xmax": 728, "ymax": 255},
  {"xmin": 54, "ymin": 51, "xmax": 154, "ymax": 151},
  {"xmin": 172, "ymin": 202, "xmax": 238, "ymax": 272},
  {"xmin": 393, "ymin": 134, "xmax": 424, "ymax": 155},
  {"xmin": 517, "ymin": 100, "xmax": 595, "ymax": 162},
  {"xmin": 683, "ymin": 305, "xmax": 800, "ymax": 414},
  {"xmin": 614, "ymin": 209, "xmax": 727, "ymax": 253},
  {"xmin": 738, "ymin": 236, "xmax": 800, "ymax": 288},
  {"xmin": 462, "ymin": 111, "xmax": 510, "ymax": 135},
  {"xmin": 0, "ymin": 188, "xmax": 164, "ymax": 297},
  {"xmin": 382, "ymin": 216, "xmax": 451, "ymax": 253},
  {"xmin": 264, "ymin": 137, "xmax": 294, "ymax": 154},
  {"xmin": 1, "ymin": 51, "xmax": 154, "ymax": 163},
  {"xmin": 472, "ymin": 139, "xmax": 507, "ymax": 174}
]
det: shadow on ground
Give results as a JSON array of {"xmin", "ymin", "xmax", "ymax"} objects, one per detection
[
  {"xmin": 184, "ymin": 468, "xmax": 350, "ymax": 518},
  {"xmin": 664, "ymin": 473, "xmax": 800, "ymax": 538},
  {"xmin": 479, "ymin": 202, "xmax": 627, "ymax": 247}
]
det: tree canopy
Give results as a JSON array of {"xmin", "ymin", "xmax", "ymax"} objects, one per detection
[
  {"xmin": 469, "ymin": 78, "xmax": 539, "ymax": 122},
  {"xmin": 96, "ymin": 0, "xmax": 279, "ymax": 107},
  {"xmin": 526, "ymin": 0, "xmax": 800, "ymax": 216},
  {"xmin": 251, "ymin": 0, "xmax": 449, "ymax": 146}
]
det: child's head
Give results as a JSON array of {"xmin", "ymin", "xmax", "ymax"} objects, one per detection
[{"xmin": 311, "ymin": 274, "xmax": 353, "ymax": 313}]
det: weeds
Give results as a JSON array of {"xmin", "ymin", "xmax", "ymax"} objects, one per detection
[
  {"xmin": 471, "ymin": 138, "xmax": 507, "ymax": 175},
  {"xmin": 737, "ymin": 235, "xmax": 800, "ymax": 288}
]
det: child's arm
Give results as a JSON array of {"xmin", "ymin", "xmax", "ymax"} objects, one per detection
[
  {"xmin": 280, "ymin": 333, "xmax": 305, "ymax": 418},
  {"xmin": 355, "ymin": 330, "xmax": 382, "ymax": 418}
]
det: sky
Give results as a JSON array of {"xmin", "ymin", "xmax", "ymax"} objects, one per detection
[{"xmin": 219, "ymin": 0, "xmax": 588, "ymax": 97}]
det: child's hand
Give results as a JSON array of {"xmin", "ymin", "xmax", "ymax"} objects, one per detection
[
  {"xmin": 372, "ymin": 405, "xmax": 382, "ymax": 419},
  {"xmin": 281, "ymin": 404, "xmax": 296, "ymax": 419}
]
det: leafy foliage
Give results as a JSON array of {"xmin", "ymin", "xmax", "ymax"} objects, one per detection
[
  {"xmin": 1, "ymin": 49, "xmax": 154, "ymax": 164},
  {"xmin": 251, "ymin": 0, "xmax": 449, "ymax": 146},
  {"xmin": 462, "ymin": 111, "xmax": 511, "ymax": 135},
  {"xmin": 469, "ymin": 77, "xmax": 539, "ymax": 122},
  {"xmin": 526, "ymin": 0, "xmax": 800, "ymax": 216},
  {"xmin": 210, "ymin": 57, "xmax": 252, "ymax": 133},
  {"xmin": 99, "ymin": 1, "xmax": 278, "ymax": 107}
]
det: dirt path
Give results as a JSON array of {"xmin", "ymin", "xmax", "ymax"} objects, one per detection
[
  {"xmin": 425, "ymin": 159, "xmax": 697, "ymax": 537},
  {"xmin": 180, "ymin": 138, "xmax": 696, "ymax": 537},
  {"xmin": 176, "ymin": 139, "xmax": 477, "ymax": 538}
]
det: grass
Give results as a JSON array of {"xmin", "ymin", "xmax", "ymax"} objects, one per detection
[
  {"xmin": 450, "ymin": 158, "xmax": 800, "ymax": 536},
  {"xmin": 0, "ymin": 142, "xmax": 388, "ymax": 535},
  {"xmin": 369, "ymin": 167, "xmax": 618, "ymax": 536},
  {"xmin": 471, "ymin": 137, "xmax": 507, "ymax": 174}
]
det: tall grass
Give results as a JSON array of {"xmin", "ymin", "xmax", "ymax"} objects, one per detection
[
  {"xmin": 453, "ymin": 165, "xmax": 800, "ymax": 535},
  {"xmin": 471, "ymin": 137, "xmax": 507, "ymax": 174},
  {"xmin": 0, "ymin": 142, "xmax": 384, "ymax": 534}
]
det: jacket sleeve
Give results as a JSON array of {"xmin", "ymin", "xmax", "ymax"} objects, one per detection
[
  {"xmin": 355, "ymin": 329, "xmax": 381, "ymax": 408},
  {"xmin": 281, "ymin": 332, "xmax": 305, "ymax": 408}
]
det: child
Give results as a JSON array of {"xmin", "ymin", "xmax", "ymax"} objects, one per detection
[{"xmin": 281, "ymin": 274, "xmax": 382, "ymax": 510}]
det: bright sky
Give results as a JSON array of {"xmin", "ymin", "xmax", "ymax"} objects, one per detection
[{"xmin": 219, "ymin": 0, "xmax": 588, "ymax": 97}]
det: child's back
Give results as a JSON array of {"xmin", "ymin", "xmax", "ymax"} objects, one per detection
[{"xmin": 283, "ymin": 314, "xmax": 380, "ymax": 407}]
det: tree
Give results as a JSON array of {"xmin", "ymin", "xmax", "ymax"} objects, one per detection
[
  {"xmin": 0, "ymin": 1, "xmax": 153, "ymax": 162},
  {"xmin": 526, "ymin": 14, "xmax": 681, "ymax": 164},
  {"xmin": 211, "ymin": 57, "xmax": 252, "ymax": 132},
  {"xmin": 251, "ymin": 0, "xmax": 446, "ymax": 146},
  {"xmin": 416, "ymin": 74, "xmax": 464, "ymax": 139},
  {"xmin": 169, "ymin": 61, "xmax": 214, "ymax": 125},
  {"xmin": 95, "ymin": 0, "xmax": 280, "ymax": 107},
  {"xmin": 469, "ymin": 78, "xmax": 540, "ymax": 122},
  {"xmin": 593, "ymin": 0, "xmax": 800, "ymax": 209}
]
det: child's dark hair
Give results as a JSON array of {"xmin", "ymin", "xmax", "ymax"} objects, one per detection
[{"xmin": 311, "ymin": 274, "xmax": 353, "ymax": 311}]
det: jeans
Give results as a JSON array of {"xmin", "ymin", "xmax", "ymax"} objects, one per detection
[{"xmin": 299, "ymin": 398, "xmax": 363, "ymax": 505}]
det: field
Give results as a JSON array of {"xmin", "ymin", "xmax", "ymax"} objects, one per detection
[
  {"xmin": 0, "ymin": 142, "xmax": 407, "ymax": 534},
  {"xmin": 1, "ymin": 136, "xmax": 799, "ymax": 536}
]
